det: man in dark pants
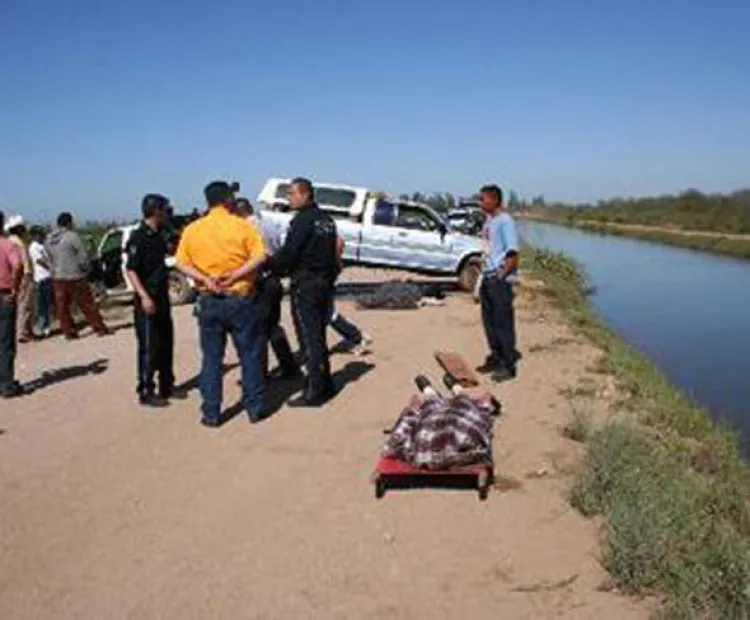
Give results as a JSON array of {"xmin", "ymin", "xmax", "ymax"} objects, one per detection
[
  {"xmin": 475, "ymin": 184, "xmax": 521, "ymax": 382},
  {"xmin": 175, "ymin": 181, "xmax": 267, "ymax": 427},
  {"xmin": 267, "ymin": 178, "xmax": 339, "ymax": 407},
  {"xmin": 234, "ymin": 198, "xmax": 298, "ymax": 379},
  {"xmin": 124, "ymin": 194, "xmax": 176, "ymax": 407},
  {"xmin": 0, "ymin": 210, "xmax": 27, "ymax": 399}
]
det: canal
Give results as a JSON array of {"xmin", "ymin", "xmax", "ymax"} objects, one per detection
[{"xmin": 520, "ymin": 221, "xmax": 750, "ymax": 445}]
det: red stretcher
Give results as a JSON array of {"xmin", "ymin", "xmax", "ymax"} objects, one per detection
[
  {"xmin": 372, "ymin": 458, "xmax": 494, "ymax": 501},
  {"xmin": 372, "ymin": 394, "xmax": 496, "ymax": 501}
]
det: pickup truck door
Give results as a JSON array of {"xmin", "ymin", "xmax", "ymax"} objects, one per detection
[
  {"xmin": 390, "ymin": 205, "xmax": 454, "ymax": 272},
  {"xmin": 357, "ymin": 199, "xmax": 401, "ymax": 266},
  {"xmin": 335, "ymin": 218, "xmax": 360, "ymax": 263}
]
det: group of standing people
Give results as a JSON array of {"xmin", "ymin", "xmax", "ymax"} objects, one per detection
[
  {"xmin": 3, "ymin": 179, "xmax": 517, "ymax": 411},
  {"xmin": 1, "ymin": 216, "xmax": 52, "ymax": 344},
  {"xmin": 0, "ymin": 210, "xmax": 112, "ymax": 399},
  {"xmin": 126, "ymin": 178, "xmax": 348, "ymax": 426}
]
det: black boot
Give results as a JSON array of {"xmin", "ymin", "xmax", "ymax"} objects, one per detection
[{"xmin": 139, "ymin": 391, "xmax": 169, "ymax": 408}]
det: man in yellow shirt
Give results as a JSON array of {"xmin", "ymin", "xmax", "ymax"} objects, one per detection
[{"xmin": 175, "ymin": 181, "xmax": 267, "ymax": 427}]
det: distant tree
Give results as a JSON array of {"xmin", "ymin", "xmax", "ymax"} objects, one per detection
[
  {"xmin": 531, "ymin": 195, "xmax": 546, "ymax": 208},
  {"xmin": 423, "ymin": 192, "xmax": 456, "ymax": 213},
  {"xmin": 539, "ymin": 188, "xmax": 750, "ymax": 234}
]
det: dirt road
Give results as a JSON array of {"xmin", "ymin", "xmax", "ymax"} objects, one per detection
[{"xmin": 0, "ymin": 269, "xmax": 648, "ymax": 619}]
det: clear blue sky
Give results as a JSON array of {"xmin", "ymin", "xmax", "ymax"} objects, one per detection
[{"xmin": 1, "ymin": 0, "xmax": 749, "ymax": 221}]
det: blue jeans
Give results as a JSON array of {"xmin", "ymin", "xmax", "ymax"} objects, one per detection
[
  {"xmin": 0, "ymin": 296, "xmax": 17, "ymax": 392},
  {"xmin": 197, "ymin": 294, "xmax": 265, "ymax": 421},
  {"xmin": 36, "ymin": 279, "xmax": 52, "ymax": 332},
  {"xmin": 329, "ymin": 305, "xmax": 362, "ymax": 344},
  {"xmin": 480, "ymin": 277, "xmax": 518, "ymax": 369}
]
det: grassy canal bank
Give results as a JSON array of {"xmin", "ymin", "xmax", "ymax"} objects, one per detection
[
  {"xmin": 522, "ymin": 216, "xmax": 750, "ymax": 260},
  {"xmin": 526, "ymin": 247, "xmax": 750, "ymax": 618}
]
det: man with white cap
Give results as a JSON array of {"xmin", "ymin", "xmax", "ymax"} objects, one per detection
[
  {"xmin": 5, "ymin": 215, "xmax": 34, "ymax": 342},
  {"xmin": 0, "ymin": 210, "xmax": 27, "ymax": 398}
]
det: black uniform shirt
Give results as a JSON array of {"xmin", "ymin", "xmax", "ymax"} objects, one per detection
[
  {"xmin": 268, "ymin": 203, "xmax": 339, "ymax": 283},
  {"xmin": 125, "ymin": 222, "xmax": 169, "ymax": 299}
]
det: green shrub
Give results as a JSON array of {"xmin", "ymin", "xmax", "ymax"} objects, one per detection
[
  {"xmin": 574, "ymin": 424, "xmax": 750, "ymax": 617},
  {"xmin": 527, "ymin": 247, "xmax": 750, "ymax": 618}
]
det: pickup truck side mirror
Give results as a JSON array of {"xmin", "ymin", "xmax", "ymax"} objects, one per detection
[{"xmin": 438, "ymin": 222, "xmax": 448, "ymax": 241}]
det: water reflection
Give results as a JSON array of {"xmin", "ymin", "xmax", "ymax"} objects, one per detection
[{"xmin": 521, "ymin": 221, "xmax": 750, "ymax": 444}]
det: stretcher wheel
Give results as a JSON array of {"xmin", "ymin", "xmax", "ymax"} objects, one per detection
[{"xmin": 375, "ymin": 478, "xmax": 386, "ymax": 499}]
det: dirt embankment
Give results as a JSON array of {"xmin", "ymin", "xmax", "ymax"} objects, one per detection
[{"xmin": 0, "ymin": 268, "xmax": 650, "ymax": 619}]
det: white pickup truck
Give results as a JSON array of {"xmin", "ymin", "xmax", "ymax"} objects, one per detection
[
  {"xmin": 92, "ymin": 224, "xmax": 196, "ymax": 305},
  {"xmin": 257, "ymin": 178, "xmax": 484, "ymax": 291}
]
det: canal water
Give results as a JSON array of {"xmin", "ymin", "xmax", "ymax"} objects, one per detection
[{"xmin": 520, "ymin": 221, "xmax": 750, "ymax": 445}]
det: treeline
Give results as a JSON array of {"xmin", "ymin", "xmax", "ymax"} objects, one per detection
[
  {"xmin": 530, "ymin": 189, "xmax": 750, "ymax": 234},
  {"xmin": 398, "ymin": 189, "xmax": 525, "ymax": 212}
]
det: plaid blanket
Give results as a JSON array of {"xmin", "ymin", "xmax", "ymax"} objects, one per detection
[{"xmin": 382, "ymin": 394, "xmax": 494, "ymax": 470}]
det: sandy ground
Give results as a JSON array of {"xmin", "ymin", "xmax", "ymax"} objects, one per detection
[{"xmin": 0, "ymin": 268, "xmax": 649, "ymax": 619}]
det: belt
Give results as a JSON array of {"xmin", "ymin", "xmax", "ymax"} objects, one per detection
[
  {"xmin": 200, "ymin": 291, "xmax": 250, "ymax": 300},
  {"xmin": 0, "ymin": 290, "xmax": 13, "ymax": 299}
]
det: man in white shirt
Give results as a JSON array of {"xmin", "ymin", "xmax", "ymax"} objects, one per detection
[{"xmin": 28, "ymin": 226, "xmax": 52, "ymax": 337}]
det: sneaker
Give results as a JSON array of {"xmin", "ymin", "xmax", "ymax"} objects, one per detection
[
  {"xmin": 351, "ymin": 335, "xmax": 373, "ymax": 356},
  {"xmin": 414, "ymin": 375, "xmax": 433, "ymax": 392},
  {"xmin": 200, "ymin": 417, "xmax": 221, "ymax": 429},
  {"xmin": 442, "ymin": 373, "xmax": 462, "ymax": 394},
  {"xmin": 414, "ymin": 375, "xmax": 440, "ymax": 398}
]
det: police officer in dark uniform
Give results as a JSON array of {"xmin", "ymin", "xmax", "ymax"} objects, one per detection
[
  {"xmin": 125, "ymin": 194, "xmax": 176, "ymax": 407},
  {"xmin": 267, "ymin": 177, "xmax": 339, "ymax": 407}
]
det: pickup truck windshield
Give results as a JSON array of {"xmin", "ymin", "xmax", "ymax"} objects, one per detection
[{"xmin": 395, "ymin": 205, "xmax": 440, "ymax": 231}]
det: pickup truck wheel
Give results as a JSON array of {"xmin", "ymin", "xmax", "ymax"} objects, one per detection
[
  {"xmin": 168, "ymin": 271, "xmax": 196, "ymax": 306},
  {"xmin": 458, "ymin": 257, "xmax": 482, "ymax": 293}
]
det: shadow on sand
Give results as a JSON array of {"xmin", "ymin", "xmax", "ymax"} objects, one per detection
[
  {"xmin": 25, "ymin": 358, "xmax": 110, "ymax": 392},
  {"xmin": 174, "ymin": 363, "xmax": 240, "ymax": 395},
  {"xmin": 217, "ymin": 359, "xmax": 376, "ymax": 427}
]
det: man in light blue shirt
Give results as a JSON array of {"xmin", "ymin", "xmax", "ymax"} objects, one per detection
[{"xmin": 476, "ymin": 184, "xmax": 520, "ymax": 381}]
